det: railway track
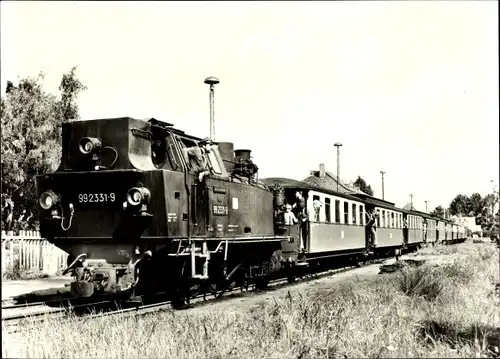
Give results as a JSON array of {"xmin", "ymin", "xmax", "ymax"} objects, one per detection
[{"xmin": 2, "ymin": 256, "xmax": 389, "ymax": 334}]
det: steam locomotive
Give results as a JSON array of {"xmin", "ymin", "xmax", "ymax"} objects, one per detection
[{"xmin": 35, "ymin": 83, "xmax": 467, "ymax": 307}]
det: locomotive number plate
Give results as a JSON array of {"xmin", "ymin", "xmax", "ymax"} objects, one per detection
[
  {"xmin": 77, "ymin": 193, "xmax": 116, "ymax": 203},
  {"xmin": 213, "ymin": 204, "xmax": 228, "ymax": 216}
]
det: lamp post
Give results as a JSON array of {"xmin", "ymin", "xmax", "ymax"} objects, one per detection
[
  {"xmin": 334, "ymin": 142, "xmax": 343, "ymax": 192},
  {"xmin": 380, "ymin": 170, "xmax": 385, "ymax": 200},
  {"xmin": 204, "ymin": 76, "xmax": 220, "ymax": 141}
]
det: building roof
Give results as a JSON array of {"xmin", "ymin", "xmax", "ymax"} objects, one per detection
[
  {"xmin": 302, "ymin": 170, "xmax": 371, "ymax": 196},
  {"xmin": 402, "ymin": 203, "xmax": 419, "ymax": 211},
  {"xmin": 260, "ymin": 177, "xmax": 363, "ymax": 202}
]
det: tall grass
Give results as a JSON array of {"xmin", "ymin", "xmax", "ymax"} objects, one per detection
[{"xmin": 3, "ymin": 243, "xmax": 499, "ymax": 359}]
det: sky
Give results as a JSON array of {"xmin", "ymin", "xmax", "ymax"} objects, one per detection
[{"xmin": 1, "ymin": 1, "xmax": 498, "ymax": 211}]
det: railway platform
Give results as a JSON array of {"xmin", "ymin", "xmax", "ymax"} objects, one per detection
[{"xmin": 2, "ymin": 276, "xmax": 72, "ymax": 302}]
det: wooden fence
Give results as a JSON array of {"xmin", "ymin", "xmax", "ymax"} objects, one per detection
[{"xmin": 1, "ymin": 230, "xmax": 69, "ymax": 277}]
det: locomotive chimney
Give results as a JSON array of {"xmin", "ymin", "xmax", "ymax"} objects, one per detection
[
  {"xmin": 234, "ymin": 149, "xmax": 251, "ymax": 162},
  {"xmin": 204, "ymin": 76, "xmax": 220, "ymax": 141},
  {"xmin": 319, "ymin": 163, "xmax": 326, "ymax": 178}
]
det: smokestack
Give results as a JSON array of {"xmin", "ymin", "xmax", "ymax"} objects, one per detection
[
  {"xmin": 204, "ymin": 76, "xmax": 220, "ymax": 141},
  {"xmin": 319, "ymin": 163, "xmax": 325, "ymax": 178}
]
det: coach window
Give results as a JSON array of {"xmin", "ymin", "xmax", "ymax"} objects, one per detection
[
  {"xmin": 381, "ymin": 210, "xmax": 385, "ymax": 227},
  {"xmin": 313, "ymin": 195, "xmax": 320, "ymax": 221},
  {"xmin": 344, "ymin": 202, "xmax": 349, "ymax": 224},
  {"xmin": 391, "ymin": 212, "xmax": 395, "ymax": 228},
  {"xmin": 335, "ymin": 200, "xmax": 340, "ymax": 223},
  {"xmin": 359, "ymin": 205, "xmax": 364, "ymax": 225},
  {"xmin": 376, "ymin": 209, "xmax": 380, "ymax": 227},
  {"xmin": 352, "ymin": 203, "xmax": 357, "ymax": 224},
  {"xmin": 325, "ymin": 198, "xmax": 331, "ymax": 223}
]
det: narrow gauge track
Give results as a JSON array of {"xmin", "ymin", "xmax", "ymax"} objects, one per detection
[{"xmin": 2, "ymin": 256, "xmax": 390, "ymax": 334}]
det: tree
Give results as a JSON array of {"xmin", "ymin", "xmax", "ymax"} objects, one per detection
[
  {"xmin": 353, "ymin": 176, "xmax": 374, "ymax": 196},
  {"xmin": 1, "ymin": 68, "xmax": 87, "ymax": 231},
  {"xmin": 58, "ymin": 66, "xmax": 87, "ymax": 122},
  {"xmin": 449, "ymin": 194, "xmax": 470, "ymax": 216},
  {"xmin": 430, "ymin": 205, "xmax": 445, "ymax": 218}
]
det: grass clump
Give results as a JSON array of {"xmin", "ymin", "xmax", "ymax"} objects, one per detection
[
  {"xmin": 2, "ymin": 242, "xmax": 499, "ymax": 359},
  {"xmin": 393, "ymin": 265, "xmax": 444, "ymax": 301}
]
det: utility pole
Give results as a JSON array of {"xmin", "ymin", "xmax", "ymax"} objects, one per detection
[
  {"xmin": 204, "ymin": 76, "xmax": 220, "ymax": 141},
  {"xmin": 380, "ymin": 171, "xmax": 385, "ymax": 200},
  {"xmin": 491, "ymin": 180, "xmax": 496, "ymax": 216},
  {"xmin": 334, "ymin": 142, "xmax": 343, "ymax": 192},
  {"xmin": 410, "ymin": 194, "xmax": 413, "ymax": 210},
  {"xmin": 425, "ymin": 200, "xmax": 428, "ymax": 213}
]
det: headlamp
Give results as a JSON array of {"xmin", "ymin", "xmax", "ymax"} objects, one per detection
[
  {"xmin": 78, "ymin": 137, "xmax": 102, "ymax": 155},
  {"xmin": 126, "ymin": 187, "xmax": 151, "ymax": 206},
  {"xmin": 39, "ymin": 191, "xmax": 60, "ymax": 210}
]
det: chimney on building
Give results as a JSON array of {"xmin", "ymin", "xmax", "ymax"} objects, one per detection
[{"xmin": 319, "ymin": 163, "xmax": 325, "ymax": 178}]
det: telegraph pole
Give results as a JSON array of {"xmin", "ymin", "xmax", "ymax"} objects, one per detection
[
  {"xmin": 380, "ymin": 171, "xmax": 385, "ymax": 200},
  {"xmin": 425, "ymin": 200, "xmax": 428, "ymax": 213},
  {"xmin": 204, "ymin": 76, "xmax": 220, "ymax": 141},
  {"xmin": 334, "ymin": 142, "xmax": 343, "ymax": 192},
  {"xmin": 410, "ymin": 194, "xmax": 413, "ymax": 210}
]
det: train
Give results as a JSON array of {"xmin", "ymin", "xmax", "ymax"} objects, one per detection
[{"xmin": 35, "ymin": 83, "xmax": 468, "ymax": 308}]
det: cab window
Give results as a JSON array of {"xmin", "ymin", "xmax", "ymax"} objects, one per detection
[{"xmin": 207, "ymin": 149, "xmax": 222, "ymax": 174}]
